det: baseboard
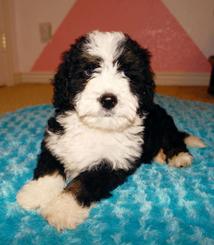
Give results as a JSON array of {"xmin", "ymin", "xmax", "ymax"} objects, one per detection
[
  {"xmin": 15, "ymin": 72, "xmax": 54, "ymax": 84},
  {"xmin": 14, "ymin": 72, "xmax": 210, "ymax": 86},
  {"xmin": 156, "ymin": 72, "xmax": 209, "ymax": 86}
]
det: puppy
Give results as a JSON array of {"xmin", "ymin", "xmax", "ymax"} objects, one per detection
[{"xmin": 17, "ymin": 31, "xmax": 205, "ymax": 230}]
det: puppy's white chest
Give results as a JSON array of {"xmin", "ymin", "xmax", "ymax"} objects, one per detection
[{"xmin": 46, "ymin": 113, "xmax": 144, "ymax": 176}]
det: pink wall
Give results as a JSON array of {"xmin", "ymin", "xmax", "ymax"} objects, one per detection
[{"xmin": 31, "ymin": 0, "xmax": 210, "ymax": 72}]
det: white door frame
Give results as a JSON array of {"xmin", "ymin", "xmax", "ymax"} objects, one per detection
[{"xmin": 0, "ymin": 0, "xmax": 16, "ymax": 86}]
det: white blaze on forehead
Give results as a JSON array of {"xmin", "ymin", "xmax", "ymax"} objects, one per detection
[
  {"xmin": 85, "ymin": 31, "xmax": 126, "ymax": 62},
  {"xmin": 74, "ymin": 31, "xmax": 139, "ymax": 132}
]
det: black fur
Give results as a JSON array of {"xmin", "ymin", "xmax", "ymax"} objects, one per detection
[
  {"xmin": 63, "ymin": 105, "xmax": 189, "ymax": 207},
  {"xmin": 65, "ymin": 160, "xmax": 135, "ymax": 207},
  {"xmin": 53, "ymin": 36, "xmax": 101, "ymax": 113},
  {"xmin": 142, "ymin": 104, "xmax": 189, "ymax": 163},
  {"xmin": 47, "ymin": 117, "xmax": 64, "ymax": 134},
  {"xmin": 117, "ymin": 35, "xmax": 155, "ymax": 114},
  {"xmin": 33, "ymin": 32, "xmax": 191, "ymax": 208},
  {"xmin": 33, "ymin": 141, "xmax": 66, "ymax": 180}
]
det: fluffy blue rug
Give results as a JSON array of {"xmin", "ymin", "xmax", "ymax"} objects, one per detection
[{"xmin": 0, "ymin": 95, "xmax": 213, "ymax": 245}]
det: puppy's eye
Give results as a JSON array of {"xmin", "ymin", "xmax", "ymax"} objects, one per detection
[
  {"xmin": 84, "ymin": 68, "xmax": 93, "ymax": 77},
  {"xmin": 84, "ymin": 61, "xmax": 100, "ymax": 77}
]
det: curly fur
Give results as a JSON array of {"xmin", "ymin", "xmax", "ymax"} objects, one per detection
[{"xmin": 17, "ymin": 31, "xmax": 204, "ymax": 230}]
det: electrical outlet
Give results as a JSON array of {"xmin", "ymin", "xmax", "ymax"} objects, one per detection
[{"xmin": 39, "ymin": 22, "xmax": 52, "ymax": 43}]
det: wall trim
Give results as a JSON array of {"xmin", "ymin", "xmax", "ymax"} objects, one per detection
[
  {"xmin": 14, "ymin": 72, "xmax": 210, "ymax": 86},
  {"xmin": 0, "ymin": 0, "xmax": 17, "ymax": 86},
  {"xmin": 15, "ymin": 72, "xmax": 54, "ymax": 84},
  {"xmin": 156, "ymin": 72, "xmax": 209, "ymax": 86}
]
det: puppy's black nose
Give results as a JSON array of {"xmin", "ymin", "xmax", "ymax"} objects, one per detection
[{"xmin": 99, "ymin": 93, "xmax": 118, "ymax": 110}]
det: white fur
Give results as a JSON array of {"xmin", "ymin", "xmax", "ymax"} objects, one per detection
[
  {"xmin": 168, "ymin": 152, "xmax": 193, "ymax": 167},
  {"xmin": 75, "ymin": 71, "xmax": 139, "ymax": 131},
  {"xmin": 17, "ymin": 174, "xmax": 65, "ymax": 210},
  {"xmin": 46, "ymin": 112, "xmax": 144, "ymax": 178},
  {"xmin": 44, "ymin": 31, "xmax": 145, "ymax": 177},
  {"xmin": 41, "ymin": 192, "xmax": 90, "ymax": 230},
  {"xmin": 75, "ymin": 31, "xmax": 138, "ymax": 131},
  {"xmin": 86, "ymin": 31, "xmax": 125, "ymax": 61}
]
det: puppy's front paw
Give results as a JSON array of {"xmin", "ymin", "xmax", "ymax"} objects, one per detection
[
  {"xmin": 17, "ymin": 180, "xmax": 43, "ymax": 210},
  {"xmin": 168, "ymin": 152, "xmax": 193, "ymax": 168},
  {"xmin": 40, "ymin": 192, "xmax": 90, "ymax": 231},
  {"xmin": 17, "ymin": 174, "xmax": 65, "ymax": 210}
]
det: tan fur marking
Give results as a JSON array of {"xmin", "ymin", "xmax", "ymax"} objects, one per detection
[
  {"xmin": 153, "ymin": 148, "xmax": 166, "ymax": 164},
  {"xmin": 65, "ymin": 180, "xmax": 81, "ymax": 196},
  {"xmin": 184, "ymin": 135, "xmax": 205, "ymax": 148},
  {"xmin": 81, "ymin": 53, "xmax": 101, "ymax": 63}
]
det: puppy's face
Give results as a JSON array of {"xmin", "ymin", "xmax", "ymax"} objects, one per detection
[{"xmin": 53, "ymin": 31, "xmax": 155, "ymax": 131}]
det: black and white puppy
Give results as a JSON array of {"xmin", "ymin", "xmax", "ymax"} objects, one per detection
[{"xmin": 17, "ymin": 31, "xmax": 205, "ymax": 230}]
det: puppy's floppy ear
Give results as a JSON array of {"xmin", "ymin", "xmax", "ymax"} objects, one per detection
[
  {"xmin": 136, "ymin": 46, "xmax": 155, "ymax": 112},
  {"xmin": 52, "ymin": 50, "xmax": 73, "ymax": 112},
  {"xmin": 52, "ymin": 36, "xmax": 87, "ymax": 112},
  {"xmin": 118, "ymin": 36, "xmax": 155, "ymax": 112}
]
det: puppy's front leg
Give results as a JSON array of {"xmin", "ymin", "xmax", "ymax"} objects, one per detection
[
  {"xmin": 41, "ymin": 162, "xmax": 131, "ymax": 230},
  {"xmin": 17, "ymin": 143, "xmax": 66, "ymax": 210}
]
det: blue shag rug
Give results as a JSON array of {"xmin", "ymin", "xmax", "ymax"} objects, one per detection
[{"xmin": 0, "ymin": 95, "xmax": 213, "ymax": 245}]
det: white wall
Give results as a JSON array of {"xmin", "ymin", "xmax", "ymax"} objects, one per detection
[
  {"xmin": 163, "ymin": 0, "xmax": 214, "ymax": 58},
  {"xmin": 13, "ymin": 0, "xmax": 76, "ymax": 72}
]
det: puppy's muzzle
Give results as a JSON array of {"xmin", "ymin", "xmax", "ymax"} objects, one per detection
[{"xmin": 99, "ymin": 93, "xmax": 118, "ymax": 110}]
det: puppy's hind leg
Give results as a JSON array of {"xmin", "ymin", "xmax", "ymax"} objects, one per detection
[
  {"xmin": 161, "ymin": 116, "xmax": 193, "ymax": 168},
  {"xmin": 17, "ymin": 143, "xmax": 65, "ymax": 210}
]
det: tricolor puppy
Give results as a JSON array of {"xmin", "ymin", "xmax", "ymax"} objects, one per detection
[{"xmin": 17, "ymin": 31, "xmax": 205, "ymax": 230}]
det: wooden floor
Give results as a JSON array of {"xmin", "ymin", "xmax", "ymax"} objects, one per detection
[{"xmin": 0, "ymin": 83, "xmax": 213, "ymax": 115}]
